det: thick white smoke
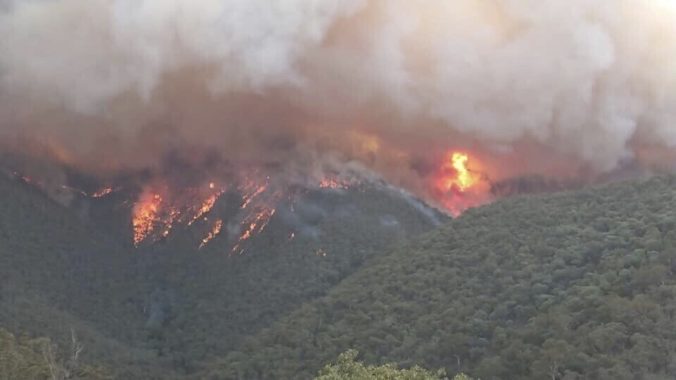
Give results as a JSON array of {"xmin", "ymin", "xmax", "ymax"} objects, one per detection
[{"xmin": 1, "ymin": 0, "xmax": 676, "ymax": 201}]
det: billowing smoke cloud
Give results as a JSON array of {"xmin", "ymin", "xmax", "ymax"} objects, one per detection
[{"xmin": 2, "ymin": 0, "xmax": 676, "ymax": 209}]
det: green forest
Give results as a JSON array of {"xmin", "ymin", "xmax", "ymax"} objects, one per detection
[{"xmin": 3, "ymin": 173, "xmax": 676, "ymax": 379}]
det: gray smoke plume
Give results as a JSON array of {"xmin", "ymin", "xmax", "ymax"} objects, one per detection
[{"xmin": 2, "ymin": 0, "xmax": 676, "ymax": 209}]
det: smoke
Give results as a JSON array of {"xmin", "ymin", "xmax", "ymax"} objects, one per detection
[{"xmin": 2, "ymin": 0, "xmax": 676, "ymax": 209}]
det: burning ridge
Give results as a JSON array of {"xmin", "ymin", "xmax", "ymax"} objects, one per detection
[{"xmin": 2, "ymin": 145, "xmax": 490, "ymax": 251}]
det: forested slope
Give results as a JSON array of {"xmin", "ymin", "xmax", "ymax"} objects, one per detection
[
  {"xmin": 207, "ymin": 175, "xmax": 676, "ymax": 380},
  {"xmin": 145, "ymin": 186, "xmax": 444, "ymax": 371},
  {"xmin": 0, "ymin": 173, "xmax": 444, "ymax": 378},
  {"xmin": 0, "ymin": 176, "xmax": 171, "ymax": 378}
]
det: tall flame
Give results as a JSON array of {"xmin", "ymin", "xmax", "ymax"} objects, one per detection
[
  {"xmin": 451, "ymin": 152, "xmax": 475, "ymax": 192},
  {"xmin": 433, "ymin": 151, "xmax": 486, "ymax": 215},
  {"xmin": 132, "ymin": 192, "xmax": 162, "ymax": 246},
  {"xmin": 437, "ymin": 152, "xmax": 478, "ymax": 193}
]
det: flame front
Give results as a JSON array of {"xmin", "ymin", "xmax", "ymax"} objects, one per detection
[
  {"xmin": 131, "ymin": 181, "xmax": 225, "ymax": 247},
  {"xmin": 232, "ymin": 207, "xmax": 276, "ymax": 254},
  {"xmin": 132, "ymin": 192, "xmax": 162, "ymax": 246},
  {"xmin": 199, "ymin": 219, "xmax": 223, "ymax": 249},
  {"xmin": 188, "ymin": 192, "xmax": 222, "ymax": 226}
]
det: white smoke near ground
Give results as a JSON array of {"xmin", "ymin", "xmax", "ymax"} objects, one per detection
[{"xmin": 1, "ymin": 0, "xmax": 676, "ymax": 208}]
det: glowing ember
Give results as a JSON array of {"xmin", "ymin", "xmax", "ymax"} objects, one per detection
[
  {"xmin": 161, "ymin": 207, "xmax": 181, "ymax": 237},
  {"xmin": 199, "ymin": 219, "xmax": 223, "ymax": 248},
  {"xmin": 91, "ymin": 187, "xmax": 114, "ymax": 198},
  {"xmin": 241, "ymin": 183, "xmax": 267, "ymax": 209},
  {"xmin": 132, "ymin": 192, "xmax": 162, "ymax": 246},
  {"xmin": 318, "ymin": 178, "xmax": 349, "ymax": 189}
]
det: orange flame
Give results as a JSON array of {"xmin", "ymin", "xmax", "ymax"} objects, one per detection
[
  {"xmin": 241, "ymin": 183, "xmax": 267, "ymax": 209},
  {"xmin": 132, "ymin": 192, "xmax": 162, "ymax": 246},
  {"xmin": 433, "ymin": 151, "xmax": 486, "ymax": 215},
  {"xmin": 187, "ymin": 192, "xmax": 222, "ymax": 226},
  {"xmin": 232, "ymin": 207, "xmax": 276, "ymax": 254},
  {"xmin": 438, "ymin": 152, "xmax": 477, "ymax": 193},
  {"xmin": 199, "ymin": 219, "xmax": 223, "ymax": 248}
]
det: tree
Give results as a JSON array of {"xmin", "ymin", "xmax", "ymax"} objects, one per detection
[
  {"xmin": 0, "ymin": 328, "xmax": 110, "ymax": 380},
  {"xmin": 315, "ymin": 350, "xmax": 458, "ymax": 380}
]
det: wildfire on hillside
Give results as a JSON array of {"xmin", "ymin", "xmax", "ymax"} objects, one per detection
[
  {"xmin": 132, "ymin": 191, "xmax": 162, "ymax": 246},
  {"xmin": 200, "ymin": 219, "xmax": 223, "ymax": 249},
  {"xmin": 432, "ymin": 151, "xmax": 487, "ymax": 215},
  {"xmin": 5, "ymin": 146, "xmax": 492, "ymax": 251}
]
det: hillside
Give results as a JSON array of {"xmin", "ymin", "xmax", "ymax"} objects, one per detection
[
  {"xmin": 0, "ymin": 173, "xmax": 444, "ymax": 378},
  {"xmin": 206, "ymin": 175, "xmax": 676, "ymax": 380},
  {"xmin": 125, "ymin": 183, "xmax": 445, "ymax": 373},
  {"xmin": 0, "ymin": 175, "xmax": 174, "ymax": 378}
]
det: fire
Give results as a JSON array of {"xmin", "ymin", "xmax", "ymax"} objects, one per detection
[
  {"xmin": 438, "ymin": 152, "xmax": 477, "ymax": 193},
  {"xmin": 91, "ymin": 187, "xmax": 114, "ymax": 198},
  {"xmin": 241, "ymin": 183, "xmax": 267, "ymax": 209},
  {"xmin": 434, "ymin": 151, "xmax": 486, "ymax": 215},
  {"xmin": 132, "ymin": 192, "xmax": 162, "ymax": 246},
  {"xmin": 318, "ymin": 178, "xmax": 349, "ymax": 189},
  {"xmin": 451, "ymin": 153, "xmax": 475, "ymax": 191},
  {"xmin": 199, "ymin": 219, "xmax": 223, "ymax": 248},
  {"xmin": 128, "ymin": 173, "xmax": 283, "ymax": 251},
  {"xmin": 161, "ymin": 207, "xmax": 181, "ymax": 237},
  {"xmin": 130, "ymin": 180, "xmax": 226, "ymax": 247},
  {"xmin": 232, "ymin": 207, "xmax": 276, "ymax": 254},
  {"xmin": 188, "ymin": 192, "xmax": 222, "ymax": 226}
]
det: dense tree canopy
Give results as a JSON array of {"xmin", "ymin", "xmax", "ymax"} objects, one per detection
[
  {"xmin": 314, "ymin": 350, "xmax": 459, "ymax": 380},
  {"xmin": 207, "ymin": 175, "xmax": 676, "ymax": 379},
  {"xmin": 5, "ymin": 171, "xmax": 676, "ymax": 379},
  {"xmin": 0, "ymin": 174, "xmax": 441, "ymax": 378},
  {"xmin": 0, "ymin": 328, "xmax": 110, "ymax": 380}
]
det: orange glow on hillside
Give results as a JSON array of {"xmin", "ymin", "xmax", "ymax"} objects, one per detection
[
  {"xmin": 188, "ymin": 192, "xmax": 222, "ymax": 226},
  {"xmin": 199, "ymin": 219, "xmax": 223, "ymax": 248},
  {"xmin": 132, "ymin": 192, "xmax": 162, "ymax": 246}
]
